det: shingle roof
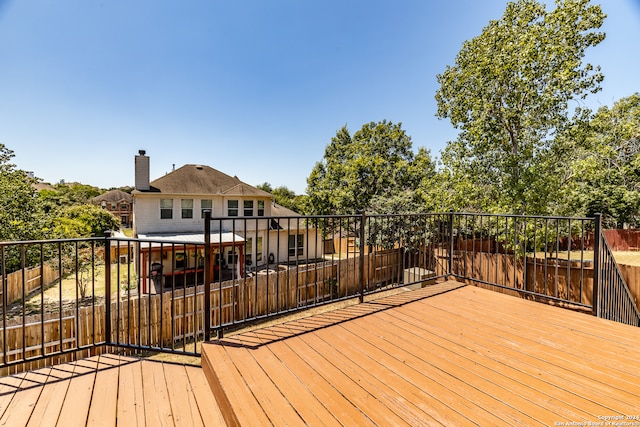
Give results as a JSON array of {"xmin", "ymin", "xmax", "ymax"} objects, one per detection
[
  {"xmin": 93, "ymin": 189, "xmax": 133, "ymax": 203},
  {"xmin": 139, "ymin": 164, "xmax": 272, "ymax": 197}
]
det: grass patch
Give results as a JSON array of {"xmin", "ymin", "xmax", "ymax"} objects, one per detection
[{"xmin": 532, "ymin": 250, "xmax": 640, "ymax": 267}]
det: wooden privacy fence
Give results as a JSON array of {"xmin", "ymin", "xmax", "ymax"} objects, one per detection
[
  {"xmin": 1, "ymin": 265, "xmax": 59, "ymax": 305},
  {"xmin": 0, "ymin": 252, "xmax": 405, "ymax": 370},
  {"xmin": 604, "ymin": 229, "xmax": 640, "ymax": 251},
  {"xmin": 617, "ymin": 264, "xmax": 640, "ymax": 310},
  {"xmin": 452, "ymin": 251, "xmax": 594, "ymax": 310}
]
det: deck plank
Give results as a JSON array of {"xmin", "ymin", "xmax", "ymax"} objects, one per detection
[
  {"xmin": 164, "ymin": 363, "xmax": 204, "ymax": 427},
  {"xmin": 184, "ymin": 365, "xmax": 227, "ymax": 427},
  {"xmin": 202, "ymin": 341, "xmax": 273, "ymax": 426},
  {"xmin": 26, "ymin": 363, "xmax": 77, "ymax": 427},
  {"xmin": 116, "ymin": 359, "xmax": 146, "ymax": 427},
  {"xmin": 229, "ymin": 343, "xmax": 336, "ymax": 426},
  {"xmin": 203, "ymin": 281, "xmax": 640, "ymax": 425},
  {"xmin": 374, "ymin": 308, "xmax": 607, "ymax": 419},
  {"xmin": 0, "ymin": 369, "xmax": 50, "ymax": 427},
  {"xmin": 280, "ymin": 331, "xmax": 412, "ymax": 426},
  {"xmin": 56, "ymin": 364, "xmax": 97, "ymax": 427},
  {"xmin": 418, "ymin": 289, "xmax": 640, "ymax": 412},
  {"xmin": 86, "ymin": 356, "xmax": 120, "ymax": 427},
  {"xmin": 240, "ymin": 332, "xmax": 378, "ymax": 426},
  {"xmin": 140, "ymin": 359, "xmax": 174, "ymax": 427},
  {"xmin": 0, "ymin": 356, "xmax": 223, "ymax": 427}
]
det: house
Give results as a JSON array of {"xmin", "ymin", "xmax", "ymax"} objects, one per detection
[
  {"xmin": 93, "ymin": 189, "xmax": 133, "ymax": 228},
  {"xmin": 131, "ymin": 150, "xmax": 321, "ymax": 291}
]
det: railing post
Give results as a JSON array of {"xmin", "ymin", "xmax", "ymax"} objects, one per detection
[
  {"xmin": 592, "ymin": 213, "xmax": 601, "ymax": 317},
  {"xmin": 448, "ymin": 210, "xmax": 455, "ymax": 278},
  {"xmin": 359, "ymin": 211, "xmax": 366, "ymax": 303},
  {"xmin": 104, "ymin": 230, "xmax": 112, "ymax": 345},
  {"xmin": 204, "ymin": 210, "xmax": 212, "ymax": 341}
]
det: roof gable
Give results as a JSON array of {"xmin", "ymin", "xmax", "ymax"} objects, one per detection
[{"xmin": 141, "ymin": 164, "xmax": 271, "ymax": 197}]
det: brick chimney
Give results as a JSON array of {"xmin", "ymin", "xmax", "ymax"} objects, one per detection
[{"xmin": 134, "ymin": 150, "xmax": 150, "ymax": 191}]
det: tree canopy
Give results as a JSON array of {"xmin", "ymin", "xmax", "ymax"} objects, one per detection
[
  {"xmin": 569, "ymin": 94, "xmax": 640, "ymax": 226},
  {"xmin": 306, "ymin": 120, "xmax": 436, "ymax": 215},
  {"xmin": 53, "ymin": 204, "xmax": 121, "ymax": 238},
  {"xmin": 435, "ymin": 0, "xmax": 606, "ymax": 214},
  {"xmin": 0, "ymin": 144, "xmax": 52, "ymax": 241},
  {"xmin": 256, "ymin": 182, "xmax": 309, "ymax": 214}
]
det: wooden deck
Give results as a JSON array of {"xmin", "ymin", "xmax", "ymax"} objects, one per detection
[
  {"xmin": 0, "ymin": 354, "xmax": 226, "ymax": 426},
  {"xmin": 203, "ymin": 281, "xmax": 640, "ymax": 426},
  {"xmin": 3, "ymin": 280, "xmax": 640, "ymax": 426}
]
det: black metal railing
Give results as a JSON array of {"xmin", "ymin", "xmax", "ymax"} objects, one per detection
[
  {"xmin": 446, "ymin": 212, "xmax": 597, "ymax": 311},
  {"xmin": 0, "ymin": 237, "xmax": 108, "ymax": 370},
  {"xmin": 0, "ymin": 211, "xmax": 638, "ymax": 372},
  {"xmin": 595, "ymin": 226, "xmax": 640, "ymax": 326},
  {"xmin": 203, "ymin": 212, "xmax": 452, "ymax": 338}
]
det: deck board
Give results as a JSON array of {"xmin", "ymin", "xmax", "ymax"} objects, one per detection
[
  {"xmin": 203, "ymin": 281, "xmax": 640, "ymax": 426},
  {"xmin": 3, "ymin": 280, "xmax": 640, "ymax": 426},
  {"xmin": 116, "ymin": 359, "xmax": 146, "ymax": 427},
  {"xmin": 0, "ymin": 356, "xmax": 225, "ymax": 427}
]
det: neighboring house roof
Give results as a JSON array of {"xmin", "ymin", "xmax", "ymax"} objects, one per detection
[
  {"xmin": 270, "ymin": 202, "xmax": 300, "ymax": 217},
  {"xmin": 137, "ymin": 164, "xmax": 272, "ymax": 197},
  {"xmin": 33, "ymin": 182, "xmax": 54, "ymax": 192},
  {"xmin": 93, "ymin": 189, "xmax": 133, "ymax": 204},
  {"xmin": 269, "ymin": 202, "xmax": 306, "ymax": 231}
]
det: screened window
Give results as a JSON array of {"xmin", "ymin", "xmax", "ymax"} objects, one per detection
[
  {"xmin": 160, "ymin": 199, "xmax": 173, "ymax": 219},
  {"xmin": 201, "ymin": 199, "xmax": 212, "ymax": 218},
  {"xmin": 245, "ymin": 237, "xmax": 252, "ymax": 264},
  {"xmin": 181, "ymin": 199, "xmax": 193, "ymax": 219},
  {"xmin": 288, "ymin": 234, "xmax": 304, "ymax": 257},
  {"xmin": 244, "ymin": 200, "xmax": 254, "ymax": 216},
  {"xmin": 227, "ymin": 200, "xmax": 238, "ymax": 217},
  {"xmin": 257, "ymin": 200, "xmax": 265, "ymax": 216},
  {"xmin": 257, "ymin": 236, "xmax": 263, "ymax": 262}
]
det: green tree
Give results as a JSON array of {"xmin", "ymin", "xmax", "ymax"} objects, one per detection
[
  {"xmin": 39, "ymin": 182, "xmax": 101, "ymax": 213},
  {"xmin": 0, "ymin": 144, "xmax": 53, "ymax": 241},
  {"xmin": 54, "ymin": 204, "xmax": 120, "ymax": 238},
  {"xmin": 306, "ymin": 120, "xmax": 436, "ymax": 214},
  {"xmin": 256, "ymin": 182, "xmax": 309, "ymax": 214},
  {"xmin": 570, "ymin": 94, "xmax": 640, "ymax": 227},
  {"xmin": 435, "ymin": 0, "xmax": 606, "ymax": 214}
]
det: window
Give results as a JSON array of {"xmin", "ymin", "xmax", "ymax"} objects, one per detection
[
  {"xmin": 257, "ymin": 200, "xmax": 265, "ymax": 216},
  {"xmin": 181, "ymin": 199, "xmax": 193, "ymax": 219},
  {"xmin": 101, "ymin": 201, "xmax": 107, "ymax": 209},
  {"xmin": 244, "ymin": 200, "xmax": 254, "ymax": 216},
  {"xmin": 288, "ymin": 234, "xmax": 304, "ymax": 257},
  {"xmin": 175, "ymin": 252, "xmax": 186, "ymax": 269},
  {"xmin": 201, "ymin": 199, "xmax": 212, "ymax": 218},
  {"xmin": 227, "ymin": 200, "xmax": 238, "ymax": 216},
  {"xmin": 227, "ymin": 248, "xmax": 238, "ymax": 265},
  {"xmin": 160, "ymin": 199, "xmax": 173, "ymax": 219},
  {"xmin": 110, "ymin": 202, "xmax": 117, "ymax": 210},
  {"xmin": 120, "ymin": 203, "xmax": 128, "ymax": 211},
  {"xmin": 245, "ymin": 237, "xmax": 252, "ymax": 264},
  {"xmin": 256, "ymin": 236, "xmax": 263, "ymax": 262}
]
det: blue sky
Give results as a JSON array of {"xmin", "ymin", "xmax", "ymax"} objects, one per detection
[{"xmin": 2, "ymin": 0, "xmax": 639, "ymax": 194}]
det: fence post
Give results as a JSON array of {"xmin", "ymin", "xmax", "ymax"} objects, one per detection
[
  {"xmin": 104, "ymin": 230, "xmax": 112, "ymax": 345},
  {"xmin": 592, "ymin": 213, "xmax": 601, "ymax": 317},
  {"xmin": 204, "ymin": 210, "xmax": 211, "ymax": 341},
  {"xmin": 448, "ymin": 210, "xmax": 455, "ymax": 278},
  {"xmin": 359, "ymin": 211, "xmax": 366, "ymax": 303}
]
